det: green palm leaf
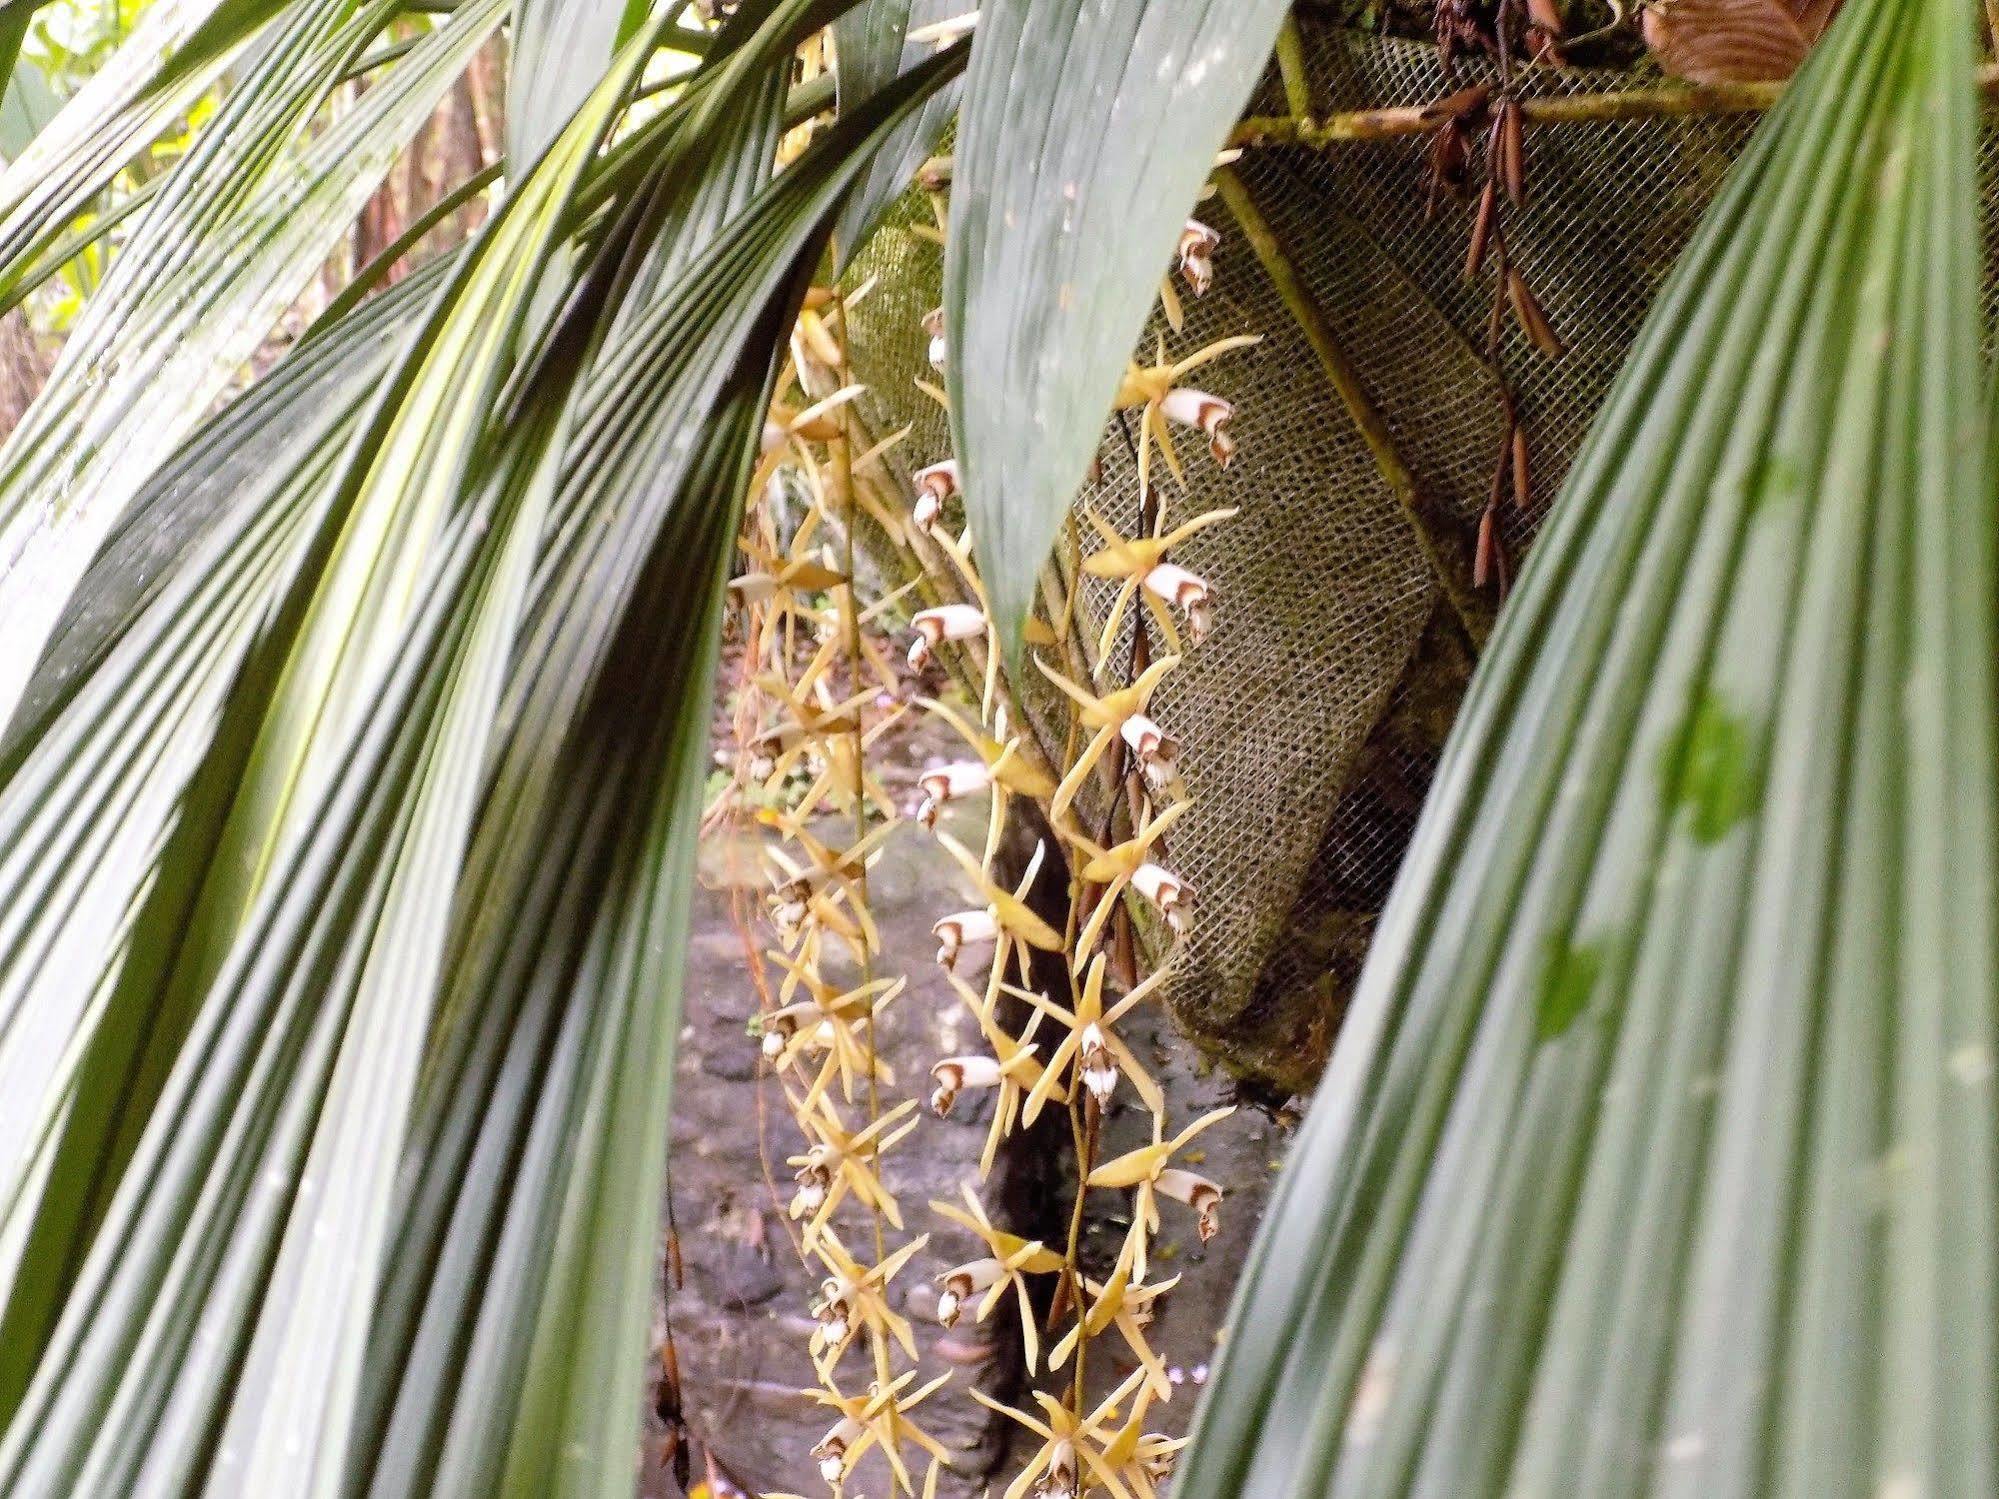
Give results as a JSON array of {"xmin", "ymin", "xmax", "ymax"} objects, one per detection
[
  {"xmin": 0, "ymin": 0, "xmax": 506, "ymax": 727},
  {"xmin": 942, "ymin": 0, "xmax": 1290, "ymax": 660},
  {"xmin": 1181, "ymin": 0, "xmax": 1993, "ymax": 1493},
  {"xmin": 0, "ymin": 2, "xmax": 966, "ymax": 1486},
  {"xmin": 830, "ymin": 0, "xmax": 957, "ymax": 265}
]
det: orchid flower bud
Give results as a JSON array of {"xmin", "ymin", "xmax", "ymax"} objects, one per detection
[
  {"xmin": 1143, "ymin": 562, "xmax": 1214, "ymax": 643},
  {"xmin": 1155, "ymin": 1167, "xmax": 1223, "ymax": 1241},
  {"xmin": 1131, "ymin": 862, "xmax": 1193, "ymax": 935},
  {"xmin": 1178, "ymin": 219, "xmax": 1220, "ymax": 296},
  {"xmin": 907, "ymin": 603, "xmax": 987, "ymax": 669},
  {"xmin": 1159, "ymin": 387, "xmax": 1236, "ymax": 467},
  {"xmin": 933, "ymin": 907, "xmax": 998, "ymax": 968},
  {"xmin": 760, "ymin": 418, "xmax": 789, "ymax": 455},
  {"xmin": 922, "ymin": 306, "xmax": 947, "ymax": 370},
  {"xmin": 930, "ymin": 1054, "xmax": 1003, "ymax": 1116}
]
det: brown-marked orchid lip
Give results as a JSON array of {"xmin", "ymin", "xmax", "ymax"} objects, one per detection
[
  {"xmin": 1120, "ymin": 712, "xmax": 1174, "ymax": 765},
  {"xmin": 1160, "ymin": 387, "xmax": 1236, "ymax": 466},
  {"xmin": 1155, "ymin": 1167, "xmax": 1223, "ymax": 1240},
  {"xmin": 936, "ymin": 1259, "xmax": 1006, "ymax": 1325},
  {"xmin": 908, "ymin": 603, "xmax": 987, "ymax": 669},
  {"xmin": 915, "ymin": 761, "xmax": 992, "ymax": 828},
  {"xmin": 914, "ymin": 458, "xmax": 960, "ymax": 498},
  {"xmin": 813, "ymin": 1420, "xmax": 860, "ymax": 1482},
  {"xmin": 1143, "ymin": 561, "xmax": 1208, "ymax": 608},
  {"xmin": 920, "ymin": 761, "xmax": 992, "ymax": 800},
  {"xmin": 1144, "ymin": 562, "xmax": 1215, "ymax": 642},
  {"xmin": 933, "ymin": 908, "xmax": 998, "ymax": 968},
  {"xmin": 930, "ymin": 1054, "xmax": 1002, "ymax": 1115},
  {"xmin": 1132, "ymin": 862, "xmax": 1193, "ymax": 934},
  {"xmin": 1178, "ymin": 218, "xmax": 1220, "ymax": 295}
]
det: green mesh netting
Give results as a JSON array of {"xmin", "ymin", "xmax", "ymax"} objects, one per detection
[{"xmin": 840, "ymin": 21, "xmax": 1999, "ymax": 1092}]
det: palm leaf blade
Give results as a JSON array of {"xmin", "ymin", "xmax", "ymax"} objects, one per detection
[{"xmin": 1182, "ymin": 0, "xmax": 1993, "ymax": 1494}]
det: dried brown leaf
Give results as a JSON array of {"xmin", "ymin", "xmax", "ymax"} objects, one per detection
[{"xmin": 1643, "ymin": 0, "xmax": 1843, "ymax": 83}]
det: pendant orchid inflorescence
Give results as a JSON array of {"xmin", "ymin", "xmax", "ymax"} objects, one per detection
[{"xmin": 723, "ymin": 134, "xmax": 1252, "ymax": 1499}]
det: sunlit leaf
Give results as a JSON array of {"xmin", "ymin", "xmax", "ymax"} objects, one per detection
[
  {"xmin": 0, "ymin": 0, "xmax": 505, "ymax": 729},
  {"xmin": 0, "ymin": 3, "xmax": 968, "ymax": 1487}
]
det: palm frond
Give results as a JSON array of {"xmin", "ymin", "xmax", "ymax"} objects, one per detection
[
  {"xmin": 943, "ymin": 0, "xmax": 1291, "ymax": 660},
  {"xmin": 1181, "ymin": 0, "xmax": 1993, "ymax": 1492},
  {"xmin": 0, "ymin": 3, "xmax": 967, "ymax": 1487}
]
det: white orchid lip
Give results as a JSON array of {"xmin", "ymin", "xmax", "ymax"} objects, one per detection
[
  {"xmin": 936, "ymin": 1257, "xmax": 1005, "ymax": 1325},
  {"xmin": 933, "ymin": 907, "xmax": 999, "ymax": 968},
  {"xmin": 1178, "ymin": 218, "xmax": 1220, "ymax": 296},
  {"xmin": 1160, "ymin": 386, "xmax": 1236, "ymax": 466},
  {"xmin": 915, "ymin": 760, "xmax": 993, "ymax": 828},
  {"xmin": 1120, "ymin": 712, "xmax": 1176, "ymax": 765},
  {"xmin": 1078, "ymin": 1022, "xmax": 1118, "ymax": 1105},
  {"xmin": 911, "ymin": 460, "xmax": 959, "ymax": 534},
  {"xmin": 930, "ymin": 1054, "xmax": 1002, "ymax": 1115},
  {"xmin": 921, "ymin": 761, "xmax": 992, "ymax": 800},
  {"xmin": 922, "ymin": 306, "xmax": 947, "ymax": 369},
  {"xmin": 760, "ymin": 1013, "xmax": 796, "ymax": 1060},
  {"xmin": 790, "ymin": 1170, "xmax": 828, "ymax": 1216},
  {"xmin": 1155, "ymin": 1167, "xmax": 1223, "ymax": 1240},
  {"xmin": 1144, "ymin": 562, "xmax": 1215, "ymax": 643},
  {"xmin": 1144, "ymin": 561, "xmax": 1208, "ymax": 607},
  {"xmin": 913, "ymin": 603, "xmax": 986, "ymax": 638},
  {"xmin": 1131, "ymin": 861, "xmax": 1193, "ymax": 934},
  {"xmin": 908, "ymin": 602, "xmax": 987, "ymax": 668},
  {"xmin": 813, "ymin": 1419, "xmax": 860, "ymax": 1482}
]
